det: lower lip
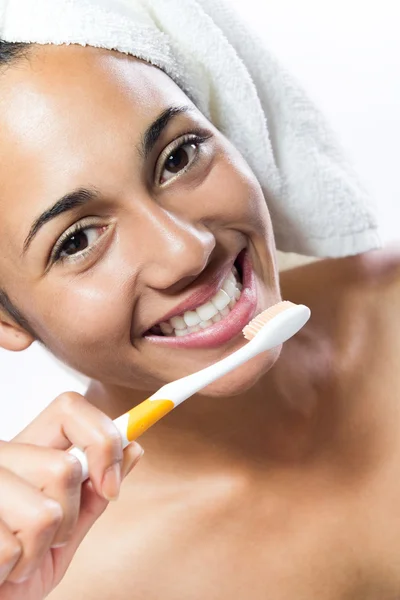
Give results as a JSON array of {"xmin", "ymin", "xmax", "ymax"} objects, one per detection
[{"xmin": 142, "ymin": 249, "xmax": 258, "ymax": 349}]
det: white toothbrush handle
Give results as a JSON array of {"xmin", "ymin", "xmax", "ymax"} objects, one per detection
[
  {"xmin": 151, "ymin": 304, "xmax": 310, "ymax": 405},
  {"xmin": 69, "ymin": 304, "xmax": 310, "ymax": 481}
]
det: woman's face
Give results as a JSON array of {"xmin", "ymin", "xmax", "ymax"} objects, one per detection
[{"xmin": 0, "ymin": 44, "xmax": 281, "ymax": 396}]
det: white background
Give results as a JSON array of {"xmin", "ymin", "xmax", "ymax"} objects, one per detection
[{"xmin": 1, "ymin": 0, "xmax": 399, "ymax": 440}]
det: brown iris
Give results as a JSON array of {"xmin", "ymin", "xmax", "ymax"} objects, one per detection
[{"xmin": 165, "ymin": 143, "xmax": 196, "ymax": 174}]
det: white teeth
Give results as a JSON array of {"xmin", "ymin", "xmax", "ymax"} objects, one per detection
[
  {"xmin": 183, "ymin": 310, "xmax": 201, "ymax": 327},
  {"xmin": 157, "ymin": 265, "xmax": 243, "ymax": 337},
  {"xmin": 170, "ymin": 315, "xmax": 186, "ymax": 330},
  {"xmin": 175, "ymin": 329, "xmax": 188, "ymax": 337},
  {"xmin": 199, "ymin": 319, "xmax": 213, "ymax": 329},
  {"xmin": 196, "ymin": 301, "xmax": 218, "ymax": 322},
  {"xmin": 222, "ymin": 279, "xmax": 236, "ymax": 297},
  {"xmin": 211, "ymin": 289, "xmax": 230, "ymax": 311},
  {"xmin": 160, "ymin": 321, "xmax": 174, "ymax": 335}
]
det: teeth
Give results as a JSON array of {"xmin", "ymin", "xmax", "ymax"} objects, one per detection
[
  {"xmin": 211, "ymin": 289, "xmax": 230, "ymax": 311},
  {"xmin": 196, "ymin": 301, "xmax": 219, "ymax": 322},
  {"xmin": 156, "ymin": 265, "xmax": 243, "ymax": 337},
  {"xmin": 199, "ymin": 319, "xmax": 213, "ymax": 329},
  {"xmin": 183, "ymin": 310, "xmax": 201, "ymax": 327},
  {"xmin": 160, "ymin": 321, "xmax": 174, "ymax": 335},
  {"xmin": 170, "ymin": 315, "xmax": 186, "ymax": 330},
  {"xmin": 175, "ymin": 329, "xmax": 187, "ymax": 337},
  {"xmin": 222, "ymin": 279, "xmax": 236, "ymax": 297}
]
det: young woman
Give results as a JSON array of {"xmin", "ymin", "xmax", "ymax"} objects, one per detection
[{"xmin": 0, "ymin": 40, "xmax": 400, "ymax": 600}]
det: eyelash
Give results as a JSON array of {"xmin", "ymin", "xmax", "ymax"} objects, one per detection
[
  {"xmin": 51, "ymin": 218, "xmax": 106, "ymax": 265},
  {"xmin": 51, "ymin": 130, "xmax": 212, "ymax": 265},
  {"xmin": 155, "ymin": 129, "xmax": 211, "ymax": 185}
]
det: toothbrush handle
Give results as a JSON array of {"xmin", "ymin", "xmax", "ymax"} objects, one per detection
[{"xmin": 69, "ymin": 398, "xmax": 175, "ymax": 482}]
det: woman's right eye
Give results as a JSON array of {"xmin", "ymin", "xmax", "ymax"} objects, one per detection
[{"xmin": 52, "ymin": 224, "xmax": 107, "ymax": 264}]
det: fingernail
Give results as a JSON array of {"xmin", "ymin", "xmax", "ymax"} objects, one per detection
[{"xmin": 102, "ymin": 462, "xmax": 121, "ymax": 501}]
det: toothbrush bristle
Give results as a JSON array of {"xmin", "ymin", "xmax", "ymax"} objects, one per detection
[{"xmin": 242, "ymin": 301, "xmax": 296, "ymax": 341}]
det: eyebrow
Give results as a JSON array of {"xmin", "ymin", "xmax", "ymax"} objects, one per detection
[
  {"xmin": 139, "ymin": 104, "xmax": 192, "ymax": 160},
  {"xmin": 22, "ymin": 187, "xmax": 98, "ymax": 256},
  {"xmin": 22, "ymin": 104, "xmax": 192, "ymax": 256}
]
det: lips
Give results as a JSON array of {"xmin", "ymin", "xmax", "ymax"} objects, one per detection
[
  {"xmin": 141, "ymin": 248, "xmax": 257, "ymax": 349},
  {"xmin": 145, "ymin": 254, "xmax": 240, "ymax": 335}
]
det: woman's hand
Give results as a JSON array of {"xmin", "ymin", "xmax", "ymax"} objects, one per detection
[{"xmin": 0, "ymin": 392, "xmax": 143, "ymax": 599}]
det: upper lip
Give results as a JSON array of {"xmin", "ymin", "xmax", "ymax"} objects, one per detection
[{"xmin": 141, "ymin": 251, "xmax": 243, "ymax": 336}]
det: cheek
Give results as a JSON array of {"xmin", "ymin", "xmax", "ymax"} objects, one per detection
[{"xmin": 29, "ymin": 277, "xmax": 132, "ymax": 355}]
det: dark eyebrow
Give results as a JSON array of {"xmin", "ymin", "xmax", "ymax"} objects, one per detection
[
  {"xmin": 139, "ymin": 105, "xmax": 193, "ymax": 160},
  {"xmin": 22, "ymin": 187, "xmax": 98, "ymax": 256},
  {"xmin": 22, "ymin": 105, "xmax": 193, "ymax": 256}
]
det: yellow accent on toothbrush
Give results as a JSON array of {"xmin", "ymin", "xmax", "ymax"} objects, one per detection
[
  {"xmin": 69, "ymin": 300, "xmax": 311, "ymax": 480},
  {"xmin": 126, "ymin": 399, "xmax": 175, "ymax": 441}
]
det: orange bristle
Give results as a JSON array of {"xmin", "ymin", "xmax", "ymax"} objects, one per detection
[{"xmin": 242, "ymin": 301, "xmax": 296, "ymax": 341}]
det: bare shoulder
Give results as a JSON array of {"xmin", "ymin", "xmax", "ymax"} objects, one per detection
[
  {"xmin": 345, "ymin": 244, "xmax": 400, "ymax": 286},
  {"xmin": 280, "ymin": 244, "xmax": 400, "ymax": 302},
  {"xmin": 345, "ymin": 245, "xmax": 400, "ymax": 321},
  {"xmin": 280, "ymin": 245, "xmax": 400, "ymax": 369}
]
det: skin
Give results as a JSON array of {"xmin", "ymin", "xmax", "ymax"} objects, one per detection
[{"xmin": 1, "ymin": 44, "xmax": 400, "ymax": 599}]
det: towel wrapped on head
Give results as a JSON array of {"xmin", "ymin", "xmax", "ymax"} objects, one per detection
[{"xmin": 0, "ymin": 0, "xmax": 382, "ymax": 259}]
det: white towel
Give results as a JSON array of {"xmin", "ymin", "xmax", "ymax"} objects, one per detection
[{"xmin": 0, "ymin": 0, "xmax": 382, "ymax": 258}]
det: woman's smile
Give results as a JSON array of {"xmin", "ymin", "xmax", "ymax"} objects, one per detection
[
  {"xmin": 139, "ymin": 248, "xmax": 259, "ymax": 349},
  {"xmin": 0, "ymin": 12, "xmax": 396, "ymax": 599},
  {"xmin": 0, "ymin": 44, "xmax": 281, "ymax": 394}
]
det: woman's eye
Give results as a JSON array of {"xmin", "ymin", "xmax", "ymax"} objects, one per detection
[
  {"xmin": 55, "ymin": 226, "xmax": 105, "ymax": 262},
  {"xmin": 160, "ymin": 141, "xmax": 199, "ymax": 184}
]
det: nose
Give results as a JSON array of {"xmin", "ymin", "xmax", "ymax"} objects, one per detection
[{"xmin": 138, "ymin": 208, "xmax": 216, "ymax": 292}]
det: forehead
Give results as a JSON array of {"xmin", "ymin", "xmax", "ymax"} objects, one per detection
[{"xmin": 0, "ymin": 45, "xmax": 190, "ymax": 261}]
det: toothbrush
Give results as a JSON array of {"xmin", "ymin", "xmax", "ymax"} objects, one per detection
[{"xmin": 70, "ymin": 301, "xmax": 310, "ymax": 480}]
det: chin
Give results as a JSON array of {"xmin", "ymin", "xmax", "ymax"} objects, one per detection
[{"xmin": 194, "ymin": 344, "xmax": 282, "ymax": 398}]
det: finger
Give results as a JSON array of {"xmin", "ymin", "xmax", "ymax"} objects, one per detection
[
  {"xmin": 13, "ymin": 393, "xmax": 124, "ymax": 501},
  {"xmin": 0, "ymin": 467, "xmax": 63, "ymax": 584},
  {"xmin": 121, "ymin": 442, "xmax": 144, "ymax": 479},
  {"xmin": 0, "ymin": 443, "xmax": 82, "ymax": 548},
  {"xmin": 0, "ymin": 517, "xmax": 22, "ymax": 585},
  {"xmin": 53, "ymin": 444, "xmax": 143, "ymax": 574},
  {"xmin": 50, "ymin": 479, "xmax": 108, "ymax": 580}
]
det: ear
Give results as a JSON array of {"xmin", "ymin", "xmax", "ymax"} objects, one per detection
[{"xmin": 0, "ymin": 313, "xmax": 35, "ymax": 352}]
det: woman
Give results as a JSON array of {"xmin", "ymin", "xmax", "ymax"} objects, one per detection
[{"xmin": 1, "ymin": 8, "xmax": 400, "ymax": 600}]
